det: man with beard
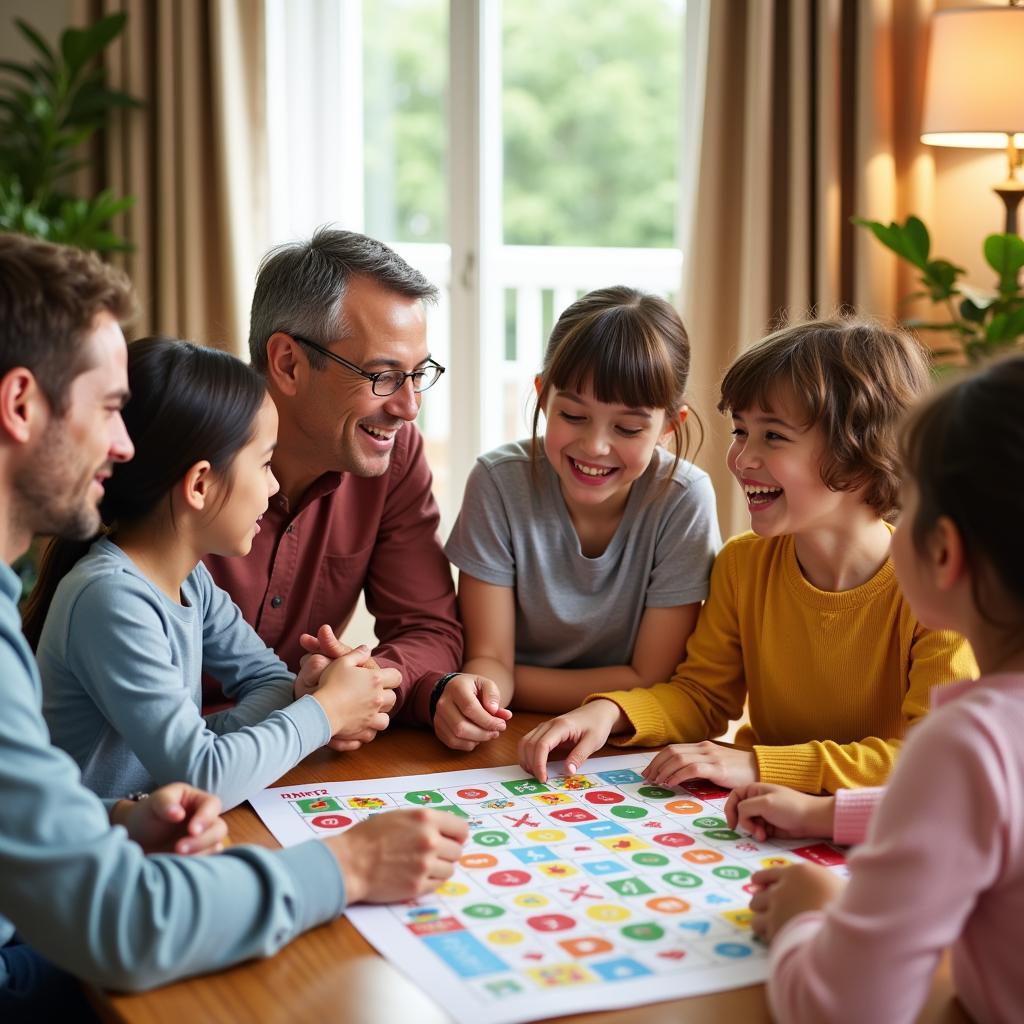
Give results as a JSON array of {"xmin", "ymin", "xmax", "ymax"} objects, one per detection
[
  {"xmin": 0, "ymin": 233, "xmax": 467, "ymax": 1020},
  {"xmin": 206, "ymin": 229, "xmax": 495, "ymax": 745}
]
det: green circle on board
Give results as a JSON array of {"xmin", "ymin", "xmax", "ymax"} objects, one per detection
[
  {"xmin": 632, "ymin": 852, "xmax": 670, "ymax": 867},
  {"xmin": 692, "ymin": 816, "xmax": 726, "ymax": 829},
  {"xmin": 621, "ymin": 923, "xmax": 665, "ymax": 941},
  {"xmin": 473, "ymin": 831, "xmax": 511, "ymax": 847},
  {"xmin": 610, "ymin": 804, "xmax": 648, "ymax": 820},
  {"xmin": 662, "ymin": 871, "xmax": 703, "ymax": 889},
  {"xmin": 464, "ymin": 903, "xmax": 505, "ymax": 920},
  {"xmin": 712, "ymin": 865, "xmax": 751, "ymax": 881},
  {"xmin": 637, "ymin": 786, "xmax": 675, "ymax": 800},
  {"xmin": 703, "ymin": 829, "xmax": 740, "ymax": 841},
  {"xmin": 405, "ymin": 790, "xmax": 444, "ymax": 805}
]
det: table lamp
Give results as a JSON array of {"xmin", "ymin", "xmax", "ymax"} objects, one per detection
[{"xmin": 920, "ymin": 2, "xmax": 1024, "ymax": 236}]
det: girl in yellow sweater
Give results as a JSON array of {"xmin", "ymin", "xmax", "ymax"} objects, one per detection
[{"xmin": 519, "ymin": 318, "xmax": 977, "ymax": 792}]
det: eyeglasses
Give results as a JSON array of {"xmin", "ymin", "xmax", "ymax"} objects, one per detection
[{"xmin": 286, "ymin": 332, "xmax": 446, "ymax": 397}]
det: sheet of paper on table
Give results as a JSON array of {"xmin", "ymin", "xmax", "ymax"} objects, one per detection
[{"xmin": 249, "ymin": 753, "xmax": 848, "ymax": 1024}]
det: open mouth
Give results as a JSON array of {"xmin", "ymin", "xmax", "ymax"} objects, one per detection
[
  {"xmin": 744, "ymin": 484, "xmax": 783, "ymax": 509},
  {"xmin": 569, "ymin": 457, "xmax": 617, "ymax": 483},
  {"xmin": 360, "ymin": 424, "xmax": 397, "ymax": 444}
]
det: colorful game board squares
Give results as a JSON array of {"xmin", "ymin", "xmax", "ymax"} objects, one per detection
[
  {"xmin": 536, "ymin": 861, "xmax": 578, "ymax": 879},
  {"xmin": 501, "ymin": 778, "xmax": 550, "ymax": 796},
  {"xmin": 607, "ymin": 876, "xmax": 655, "ymax": 898},
  {"xmin": 511, "ymin": 845, "xmax": 557, "ymax": 864},
  {"xmin": 682, "ymin": 779, "xmax": 730, "ymax": 801},
  {"xmin": 432, "ymin": 804, "xmax": 470, "ymax": 818},
  {"xmin": 547, "ymin": 774, "xmax": 598, "ymax": 791},
  {"xmin": 580, "ymin": 859, "xmax": 629, "ymax": 877},
  {"xmin": 459, "ymin": 852, "xmax": 498, "ymax": 870},
  {"xmin": 307, "ymin": 813, "xmax": 353, "ymax": 831},
  {"xmin": 526, "ymin": 963, "xmax": 597, "ymax": 987},
  {"xmin": 609, "ymin": 804, "xmax": 649, "ymax": 820},
  {"xmin": 651, "ymin": 832, "xmax": 695, "ymax": 849},
  {"xmin": 486, "ymin": 869, "xmax": 533, "ymax": 888},
  {"xmin": 586, "ymin": 903, "xmax": 631, "ymax": 923},
  {"xmin": 404, "ymin": 789, "xmax": 445, "ymax": 805},
  {"xmin": 596, "ymin": 768, "xmax": 645, "ymax": 785},
  {"xmin": 712, "ymin": 941, "xmax": 754, "ymax": 959},
  {"xmin": 662, "ymin": 870, "xmax": 703, "ymax": 889},
  {"xmin": 712, "ymin": 864, "xmax": 751, "ymax": 882},
  {"xmin": 646, "ymin": 896, "xmax": 691, "ymax": 915},
  {"xmin": 407, "ymin": 915, "xmax": 463, "ymax": 937},
  {"xmin": 548, "ymin": 806, "xmax": 598, "ymax": 824},
  {"xmin": 682, "ymin": 848, "xmax": 724, "ymax": 865},
  {"xmin": 524, "ymin": 828, "xmax": 568, "ymax": 844},
  {"xmin": 463, "ymin": 903, "xmax": 505, "ymax": 920},
  {"xmin": 793, "ymin": 843, "xmax": 846, "ymax": 867},
  {"xmin": 512, "ymin": 892, "xmax": 550, "ymax": 909},
  {"xmin": 597, "ymin": 835, "xmax": 650, "ymax": 853},
  {"xmin": 479, "ymin": 976, "xmax": 524, "ymax": 998},
  {"xmin": 294, "ymin": 796, "xmax": 341, "ymax": 814},
  {"xmin": 575, "ymin": 820, "xmax": 628, "ymax": 839},
  {"xmin": 500, "ymin": 810, "xmax": 543, "ymax": 829},
  {"xmin": 583, "ymin": 789, "xmax": 625, "ymax": 805},
  {"xmin": 343, "ymin": 795, "xmax": 391, "ymax": 810},
  {"xmin": 421, "ymin": 930, "xmax": 509, "ymax": 977},
  {"xmin": 526, "ymin": 912, "xmax": 577, "ymax": 933},
  {"xmin": 632, "ymin": 851, "xmax": 671, "ymax": 868},
  {"xmin": 473, "ymin": 830, "xmax": 511, "ymax": 848},
  {"xmin": 664, "ymin": 798, "xmax": 704, "ymax": 815},
  {"xmin": 620, "ymin": 921, "xmax": 665, "ymax": 942},
  {"xmin": 479, "ymin": 797, "xmax": 520, "ymax": 811},
  {"xmin": 528, "ymin": 792, "xmax": 575, "ymax": 807},
  {"xmin": 436, "ymin": 880, "xmax": 472, "ymax": 898},
  {"xmin": 557, "ymin": 936, "xmax": 613, "ymax": 958},
  {"xmin": 720, "ymin": 908, "xmax": 754, "ymax": 930},
  {"xmin": 589, "ymin": 957, "xmax": 653, "ymax": 981},
  {"xmin": 445, "ymin": 786, "xmax": 494, "ymax": 803}
]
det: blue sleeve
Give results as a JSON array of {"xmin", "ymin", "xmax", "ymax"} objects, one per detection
[
  {"xmin": 0, "ymin": 633, "xmax": 345, "ymax": 992},
  {"xmin": 444, "ymin": 458, "xmax": 517, "ymax": 587},
  {"xmin": 646, "ymin": 469, "xmax": 722, "ymax": 607},
  {"xmin": 64, "ymin": 574, "xmax": 330, "ymax": 809},
  {"xmin": 196, "ymin": 566, "xmax": 303, "ymax": 735}
]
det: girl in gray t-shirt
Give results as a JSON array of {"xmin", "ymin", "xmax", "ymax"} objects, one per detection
[{"xmin": 440, "ymin": 287, "xmax": 720, "ymax": 750}]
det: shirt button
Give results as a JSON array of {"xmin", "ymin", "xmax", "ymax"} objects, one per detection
[{"xmin": 271, "ymin": 595, "xmax": 283, "ymax": 609}]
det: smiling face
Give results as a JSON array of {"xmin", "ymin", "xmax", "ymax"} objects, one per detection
[
  {"xmin": 15, "ymin": 311, "xmax": 134, "ymax": 539},
  {"xmin": 203, "ymin": 395, "xmax": 280, "ymax": 557},
  {"xmin": 727, "ymin": 389, "xmax": 864, "ymax": 539},
  {"xmin": 291, "ymin": 275, "xmax": 430, "ymax": 479},
  {"xmin": 542, "ymin": 381, "xmax": 670, "ymax": 517}
]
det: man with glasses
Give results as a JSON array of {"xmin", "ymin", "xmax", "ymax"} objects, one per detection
[{"xmin": 205, "ymin": 228, "xmax": 465, "ymax": 741}]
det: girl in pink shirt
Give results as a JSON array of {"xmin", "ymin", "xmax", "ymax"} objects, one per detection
[{"xmin": 734, "ymin": 354, "xmax": 1024, "ymax": 1024}]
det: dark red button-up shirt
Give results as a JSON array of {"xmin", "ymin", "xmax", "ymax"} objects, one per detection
[{"xmin": 204, "ymin": 424, "xmax": 462, "ymax": 722}]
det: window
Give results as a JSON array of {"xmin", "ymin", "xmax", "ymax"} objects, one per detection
[{"xmin": 265, "ymin": 0, "xmax": 688, "ymax": 526}]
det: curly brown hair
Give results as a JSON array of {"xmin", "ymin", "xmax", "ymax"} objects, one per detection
[
  {"xmin": 0, "ymin": 233, "xmax": 135, "ymax": 415},
  {"xmin": 718, "ymin": 317, "xmax": 931, "ymax": 518}
]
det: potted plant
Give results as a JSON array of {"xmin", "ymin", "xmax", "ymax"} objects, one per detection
[{"xmin": 854, "ymin": 215, "xmax": 1024, "ymax": 364}]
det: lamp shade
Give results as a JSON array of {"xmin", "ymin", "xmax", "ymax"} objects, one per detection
[{"xmin": 921, "ymin": 6, "xmax": 1024, "ymax": 149}]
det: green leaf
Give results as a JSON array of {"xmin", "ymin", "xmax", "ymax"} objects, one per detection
[
  {"xmin": 1003, "ymin": 305, "xmax": 1024, "ymax": 340},
  {"xmin": 15, "ymin": 19, "xmax": 56, "ymax": 66},
  {"xmin": 959, "ymin": 297, "xmax": 992, "ymax": 323},
  {"xmin": 921, "ymin": 259, "xmax": 963, "ymax": 301},
  {"xmin": 903, "ymin": 216, "xmax": 930, "ymax": 266},
  {"xmin": 983, "ymin": 233, "xmax": 1024, "ymax": 295},
  {"xmin": 986, "ymin": 313, "xmax": 1010, "ymax": 343},
  {"xmin": 79, "ymin": 13, "xmax": 128, "ymax": 61}
]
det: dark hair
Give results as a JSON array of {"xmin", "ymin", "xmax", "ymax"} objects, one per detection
[
  {"xmin": 248, "ymin": 226, "xmax": 439, "ymax": 372},
  {"xmin": 0, "ymin": 233, "xmax": 134, "ymax": 415},
  {"xmin": 22, "ymin": 337, "xmax": 267, "ymax": 648},
  {"xmin": 530, "ymin": 286, "xmax": 698, "ymax": 473},
  {"xmin": 718, "ymin": 316, "xmax": 931, "ymax": 518},
  {"xmin": 901, "ymin": 353, "xmax": 1024, "ymax": 629}
]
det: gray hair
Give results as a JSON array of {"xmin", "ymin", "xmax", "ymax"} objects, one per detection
[{"xmin": 248, "ymin": 226, "xmax": 439, "ymax": 371}]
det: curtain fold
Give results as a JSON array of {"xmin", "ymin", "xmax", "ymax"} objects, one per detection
[
  {"xmin": 680, "ymin": 0, "xmax": 935, "ymax": 540},
  {"xmin": 72, "ymin": 0, "xmax": 268, "ymax": 354}
]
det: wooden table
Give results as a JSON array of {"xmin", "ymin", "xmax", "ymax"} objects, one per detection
[{"xmin": 93, "ymin": 714, "xmax": 968, "ymax": 1024}]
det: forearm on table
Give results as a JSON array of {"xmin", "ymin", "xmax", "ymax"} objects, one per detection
[
  {"xmin": 463, "ymin": 656, "xmax": 515, "ymax": 704},
  {"xmin": 513, "ymin": 664, "xmax": 645, "ymax": 714}
]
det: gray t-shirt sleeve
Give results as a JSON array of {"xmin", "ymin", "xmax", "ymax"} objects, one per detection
[
  {"xmin": 645, "ymin": 469, "xmax": 721, "ymax": 607},
  {"xmin": 0, "ymin": 596, "xmax": 345, "ymax": 992},
  {"xmin": 445, "ymin": 458, "xmax": 517, "ymax": 588},
  {"xmin": 62, "ymin": 573, "xmax": 329, "ymax": 810}
]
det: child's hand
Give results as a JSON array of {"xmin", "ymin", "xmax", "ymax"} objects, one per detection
[
  {"xmin": 327, "ymin": 808, "xmax": 469, "ymax": 904},
  {"xmin": 434, "ymin": 674, "xmax": 513, "ymax": 751},
  {"xmin": 518, "ymin": 700, "xmax": 624, "ymax": 783},
  {"xmin": 725, "ymin": 784, "xmax": 836, "ymax": 842},
  {"xmin": 643, "ymin": 741, "xmax": 757, "ymax": 790},
  {"xmin": 293, "ymin": 624, "xmax": 378, "ymax": 699},
  {"xmin": 113, "ymin": 783, "xmax": 228, "ymax": 856},
  {"xmin": 311, "ymin": 646, "xmax": 401, "ymax": 749},
  {"xmin": 749, "ymin": 863, "xmax": 845, "ymax": 943}
]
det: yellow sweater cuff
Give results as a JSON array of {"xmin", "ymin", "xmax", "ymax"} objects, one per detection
[
  {"xmin": 754, "ymin": 744, "xmax": 824, "ymax": 794},
  {"xmin": 583, "ymin": 689, "xmax": 666, "ymax": 747}
]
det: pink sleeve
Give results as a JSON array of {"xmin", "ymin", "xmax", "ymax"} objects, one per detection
[
  {"xmin": 767, "ymin": 705, "xmax": 1005, "ymax": 1024},
  {"xmin": 832, "ymin": 787, "xmax": 884, "ymax": 846}
]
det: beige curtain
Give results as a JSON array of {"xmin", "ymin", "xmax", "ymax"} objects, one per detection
[
  {"xmin": 73, "ymin": 0, "xmax": 268, "ymax": 354},
  {"xmin": 680, "ymin": 0, "xmax": 936, "ymax": 540}
]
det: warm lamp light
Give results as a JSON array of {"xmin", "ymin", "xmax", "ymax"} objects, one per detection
[{"xmin": 921, "ymin": 3, "xmax": 1024, "ymax": 234}]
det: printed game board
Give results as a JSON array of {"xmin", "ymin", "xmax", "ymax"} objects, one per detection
[{"xmin": 250, "ymin": 754, "xmax": 847, "ymax": 1024}]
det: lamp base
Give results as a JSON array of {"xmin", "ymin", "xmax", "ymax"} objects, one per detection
[{"xmin": 994, "ymin": 181, "xmax": 1024, "ymax": 236}]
